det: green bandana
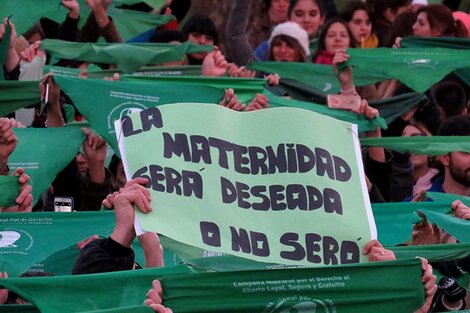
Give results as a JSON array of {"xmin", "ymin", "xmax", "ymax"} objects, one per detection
[
  {"xmin": 54, "ymin": 75, "xmax": 224, "ymax": 155},
  {"xmin": 9, "ymin": 127, "xmax": 85, "ymax": 206},
  {"xmin": 40, "ymin": 40, "xmax": 212, "ymax": 73},
  {"xmin": 343, "ymin": 47, "xmax": 470, "ymax": 92},
  {"xmin": 360, "ymin": 136, "xmax": 470, "ymax": 156}
]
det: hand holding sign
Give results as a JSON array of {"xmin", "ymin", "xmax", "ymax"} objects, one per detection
[
  {"xmin": 110, "ymin": 178, "xmax": 152, "ymax": 248},
  {"xmin": 118, "ymin": 104, "xmax": 376, "ymax": 266}
]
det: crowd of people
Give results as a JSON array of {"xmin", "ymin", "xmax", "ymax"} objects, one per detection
[{"xmin": 1, "ymin": 0, "xmax": 470, "ymax": 311}]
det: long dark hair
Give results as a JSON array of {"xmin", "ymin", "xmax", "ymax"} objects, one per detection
[
  {"xmin": 182, "ymin": 15, "xmax": 219, "ymax": 45},
  {"xmin": 417, "ymin": 4, "xmax": 468, "ymax": 37},
  {"xmin": 288, "ymin": 0, "xmax": 324, "ymax": 19},
  {"xmin": 340, "ymin": 0, "xmax": 376, "ymax": 28},
  {"xmin": 268, "ymin": 34, "xmax": 308, "ymax": 62},
  {"xmin": 313, "ymin": 17, "xmax": 354, "ymax": 58}
]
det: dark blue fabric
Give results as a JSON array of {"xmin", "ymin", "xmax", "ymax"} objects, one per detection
[{"xmin": 127, "ymin": 28, "xmax": 155, "ymax": 43}]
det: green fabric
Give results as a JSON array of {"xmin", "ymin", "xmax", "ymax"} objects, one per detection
[
  {"xmin": 266, "ymin": 80, "xmax": 426, "ymax": 127},
  {"xmin": 161, "ymin": 259, "xmax": 425, "ymax": 313},
  {"xmin": 360, "ymin": 136, "xmax": 470, "ymax": 156},
  {"xmin": 44, "ymin": 65, "xmax": 82, "ymax": 77},
  {"xmin": 40, "ymin": 39, "xmax": 212, "ymax": 73},
  {"xmin": 265, "ymin": 90, "xmax": 387, "ymax": 132},
  {"xmin": 0, "ymin": 305, "xmax": 39, "ymax": 313},
  {"xmin": 0, "ymin": 266, "xmax": 192, "ymax": 313},
  {"xmin": 106, "ymin": 7, "xmax": 173, "ymax": 42},
  {"xmin": 64, "ymin": 104, "xmax": 75, "ymax": 123},
  {"xmin": 426, "ymin": 192, "xmax": 470, "ymax": 207},
  {"xmin": 0, "ymin": 209, "xmax": 181, "ymax": 277},
  {"xmin": 455, "ymin": 68, "xmax": 470, "ymax": 88},
  {"xmin": 370, "ymin": 92, "xmax": 428, "ymax": 125},
  {"xmin": 54, "ymin": 75, "xmax": 224, "ymax": 155},
  {"xmin": 401, "ymin": 37, "xmax": 470, "ymax": 50},
  {"xmin": 0, "ymin": 211, "xmax": 114, "ymax": 276},
  {"xmin": 0, "ymin": 19, "xmax": 11, "ymax": 81},
  {"xmin": 0, "ymin": 81, "xmax": 40, "ymax": 117},
  {"xmin": 113, "ymin": 0, "xmax": 165, "ymax": 9},
  {"xmin": 0, "ymin": 0, "xmax": 173, "ymax": 40},
  {"xmin": 265, "ymin": 79, "xmax": 329, "ymax": 104},
  {"xmin": 400, "ymin": 37, "xmax": 470, "ymax": 88},
  {"xmin": 372, "ymin": 202, "xmax": 451, "ymax": 246},
  {"xmin": 25, "ymin": 234, "xmax": 181, "ymax": 276},
  {"xmin": 0, "ymin": 176, "xmax": 19, "ymax": 207},
  {"xmin": 247, "ymin": 61, "xmax": 385, "ymax": 93},
  {"xmin": 87, "ymin": 65, "xmax": 202, "ymax": 79},
  {"xmin": 8, "ymin": 127, "xmax": 85, "ymax": 206},
  {"xmin": 343, "ymin": 47, "xmax": 470, "ymax": 92},
  {"xmin": 121, "ymin": 75, "xmax": 266, "ymax": 104},
  {"xmin": 309, "ymin": 37, "xmax": 318, "ymax": 51},
  {"xmin": 420, "ymin": 209, "xmax": 470, "ymax": 243},
  {"xmin": 0, "ymin": 259, "xmax": 424, "ymax": 313},
  {"xmin": 163, "ymin": 236, "xmax": 470, "ymax": 271},
  {"xmin": 46, "ymin": 65, "xmax": 203, "ymax": 79},
  {"xmin": 248, "ymin": 62, "xmax": 341, "ymax": 93},
  {"xmin": 390, "ymin": 243, "xmax": 470, "ymax": 263}
]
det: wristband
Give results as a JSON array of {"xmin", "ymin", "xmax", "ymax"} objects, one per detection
[{"xmin": 340, "ymin": 86, "xmax": 357, "ymax": 95}]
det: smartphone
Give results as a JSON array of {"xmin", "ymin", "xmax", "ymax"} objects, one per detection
[
  {"xmin": 39, "ymin": 80, "xmax": 50, "ymax": 116},
  {"xmin": 327, "ymin": 94, "xmax": 361, "ymax": 110},
  {"xmin": 54, "ymin": 197, "xmax": 74, "ymax": 212}
]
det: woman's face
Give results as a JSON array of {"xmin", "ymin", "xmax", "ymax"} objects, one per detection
[
  {"xmin": 402, "ymin": 125, "xmax": 428, "ymax": 169},
  {"xmin": 187, "ymin": 32, "xmax": 215, "ymax": 60},
  {"xmin": 324, "ymin": 22, "xmax": 350, "ymax": 53},
  {"xmin": 289, "ymin": 0, "xmax": 324, "ymax": 38},
  {"xmin": 412, "ymin": 12, "xmax": 436, "ymax": 37},
  {"xmin": 271, "ymin": 37, "xmax": 302, "ymax": 62},
  {"xmin": 270, "ymin": 0, "xmax": 289, "ymax": 17},
  {"xmin": 348, "ymin": 9, "xmax": 372, "ymax": 45}
]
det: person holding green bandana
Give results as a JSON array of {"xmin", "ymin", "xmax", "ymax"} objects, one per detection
[
  {"xmin": 226, "ymin": 0, "xmax": 316, "ymax": 66},
  {"xmin": 0, "ymin": 118, "xmax": 33, "ymax": 213},
  {"xmin": 142, "ymin": 243, "xmax": 437, "ymax": 313}
]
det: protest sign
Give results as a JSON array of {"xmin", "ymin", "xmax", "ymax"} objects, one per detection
[
  {"xmin": 342, "ymin": 47, "xmax": 470, "ymax": 92},
  {"xmin": 8, "ymin": 127, "xmax": 85, "ymax": 206},
  {"xmin": 54, "ymin": 75, "xmax": 224, "ymax": 155},
  {"xmin": 0, "ymin": 259, "xmax": 425, "ymax": 313},
  {"xmin": 117, "ymin": 103, "xmax": 376, "ymax": 266}
]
